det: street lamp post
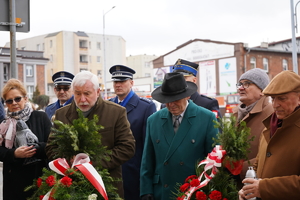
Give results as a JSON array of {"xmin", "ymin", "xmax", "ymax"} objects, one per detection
[
  {"xmin": 103, "ymin": 6, "xmax": 115, "ymax": 99},
  {"xmin": 291, "ymin": 0, "xmax": 299, "ymax": 74}
]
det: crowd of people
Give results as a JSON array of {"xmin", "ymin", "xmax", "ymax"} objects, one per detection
[{"xmin": 0, "ymin": 58, "xmax": 300, "ymax": 200}]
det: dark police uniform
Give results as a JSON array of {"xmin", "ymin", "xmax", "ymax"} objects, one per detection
[
  {"xmin": 109, "ymin": 65, "xmax": 156, "ymax": 200},
  {"xmin": 172, "ymin": 58, "xmax": 221, "ymax": 118},
  {"xmin": 45, "ymin": 71, "xmax": 74, "ymax": 120}
]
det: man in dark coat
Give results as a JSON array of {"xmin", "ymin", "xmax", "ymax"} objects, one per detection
[
  {"xmin": 46, "ymin": 71, "xmax": 135, "ymax": 198},
  {"xmin": 172, "ymin": 58, "xmax": 221, "ymax": 118},
  {"xmin": 140, "ymin": 73, "xmax": 218, "ymax": 200},
  {"xmin": 109, "ymin": 65, "xmax": 156, "ymax": 200},
  {"xmin": 45, "ymin": 71, "xmax": 74, "ymax": 120}
]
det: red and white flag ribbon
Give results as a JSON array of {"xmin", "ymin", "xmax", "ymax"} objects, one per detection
[
  {"xmin": 43, "ymin": 153, "xmax": 108, "ymax": 200},
  {"xmin": 183, "ymin": 145, "xmax": 226, "ymax": 200}
]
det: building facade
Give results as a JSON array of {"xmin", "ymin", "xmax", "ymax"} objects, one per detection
[
  {"xmin": 0, "ymin": 47, "xmax": 48, "ymax": 100},
  {"xmin": 5, "ymin": 30, "xmax": 126, "ymax": 102}
]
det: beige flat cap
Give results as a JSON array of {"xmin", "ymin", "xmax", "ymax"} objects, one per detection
[{"xmin": 263, "ymin": 70, "xmax": 300, "ymax": 96}]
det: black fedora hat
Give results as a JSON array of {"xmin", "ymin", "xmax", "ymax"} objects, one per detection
[{"xmin": 151, "ymin": 72, "xmax": 197, "ymax": 103}]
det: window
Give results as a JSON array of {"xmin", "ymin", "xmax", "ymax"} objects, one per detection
[
  {"xmin": 97, "ymin": 70, "xmax": 102, "ymax": 78},
  {"xmin": 3, "ymin": 64, "xmax": 9, "ymax": 81},
  {"xmin": 282, "ymin": 59, "xmax": 288, "ymax": 70},
  {"xmin": 145, "ymin": 62, "xmax": 150, "ymax": 68},
  {"xmin": 97, "ymin": 42, "xmax": 101, "ymax": 50},
  {"xmin": 145, "ymin": 73, "xmax": 151, "ymax": 77},
  {"xmin": 80, "ymin": 55, "xmax": 88, "ymax": 63},
  {"xmin": 42, "ymin": 43, "xmax": 45, "ymax": 50},
  {"xmin": 27, "ymin": 86, "xmax": 34, "ymax": 99},
  {"xmin": 21, "ymin": 46, "xmax": 26, "ymax": 50},
  {"xmin": 80, "ymin": 68, "xmax": 87, "ymax": 72},
  {"xmin": 263, "ymin": 58, "xmax": 269, "ymax": 72},
  {"xmin": 79, "ymin": 40, "xmax": 88, "ymax": 48},
  {"xmin": 97, "ymin": 56, "xmax": 101, "ymax": 63},
  {"xmin": 250, "ymin": 57, "xmax": 256, "ymax": 69},
  {"xmin": 89, "ymin": 42, "xmax": 91, "ymax": 49},
  {"xmin": 50, "ymin": 40, "xmax": 53, "ymax": 48},
  {"xmin": 36, "ymin": 44, "xmax": 41, "ymax": 51},
  {"xmin": 26, "ymin": 65, "xmax": 33, "ymax": 77}
]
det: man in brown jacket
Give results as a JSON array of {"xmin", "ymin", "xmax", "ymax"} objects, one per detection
[
  {"xmin": 239, "ymin": 70, "xmax": 300, "ymax": 200},
  {"xmin": 233, "ymin": 68, "xmax": 273, "ymax": 182},
  {"xmin": 45, "ymin": 71, "xmax": 135, "ymax": 198}
]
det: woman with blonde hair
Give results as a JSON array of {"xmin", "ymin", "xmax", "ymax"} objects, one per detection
[{"xmin": 0, "ymin": 79, "xmax": 51, "ymax": 200}]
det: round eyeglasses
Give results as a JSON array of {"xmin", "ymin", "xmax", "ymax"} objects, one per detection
[{"xmin": 236, "ymin": 81, "xmax": 253, "ymax": 89}]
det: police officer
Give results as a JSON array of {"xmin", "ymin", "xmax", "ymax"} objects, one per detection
[
  {"xmin": 45, "ymin": 71, "xmax": 74, "ymax": 120},
  {"xmin": 172, "ymin": 58, "xmax": 221, "ymax": 118},
  {"xmin": 109, "ymin": 65, "xmax": 156, "ymax": 200}
]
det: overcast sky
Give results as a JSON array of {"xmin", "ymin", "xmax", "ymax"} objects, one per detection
[{"xmin": 0, "ymin": 0, "xmax": 298, "ymax": 56}]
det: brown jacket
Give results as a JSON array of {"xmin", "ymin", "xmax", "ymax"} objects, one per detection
[
  {"xmin": 233, "ymin": 96, "xmax": 273, "ymax": 179},
  {"xmin": 45, "ymin": 97, "xmax": 135, "ymax": 198},
  {"xmin": 253, "ymin": 108, "xmax": 300, "ymax": 200}
]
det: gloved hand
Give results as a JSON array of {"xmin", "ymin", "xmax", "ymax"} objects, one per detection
[{"xmin": 141, "ymin": 194, "xmax": 154, "ymax": 200}]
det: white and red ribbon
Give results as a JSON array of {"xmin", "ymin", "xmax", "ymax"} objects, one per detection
[
  {"xmin": 43, "ymin": 153, "xmax": 108, "ymax": 200},
  {"xmin": 183, "ymin": 145, "xmax": 226, "ymax": 200}
]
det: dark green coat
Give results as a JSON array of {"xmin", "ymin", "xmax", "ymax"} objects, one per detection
[{"xmin": 140, "ymin": 101, "xmax": 218, "ymax": 199}]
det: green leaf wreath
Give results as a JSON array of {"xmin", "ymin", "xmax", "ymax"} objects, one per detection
[
  {"xmin": 25, "ymin": 110, "xmax": 121, "ymax": 200},
  {"xmin": 174, "ymin": 115, "xmax": 254, "ymax": 200}
]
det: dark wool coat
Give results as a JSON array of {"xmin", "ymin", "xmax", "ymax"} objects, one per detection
[
  {"xmin": 45, "ymin": 97, "xmax": 135, "ymax": 198},
  {"xmin": 45, "ymin": 96, "xmax": 74, "ymax": 119},
  {"xmin": 140, "ymin": 101, "xmax": 218, "ymax": 199},
  {"xmin": 253, "ymin": 108, "xmax": 300, "ymax": 200},
  {"xmin": 110, "ymin": 93, "xmax": 156, "ymax": 200},
  {"xmin": 0, "ymin": 111, "xmax": 51, "ymax": 200}
]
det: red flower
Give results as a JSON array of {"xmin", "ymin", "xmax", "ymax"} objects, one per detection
[
  {"xmin": 190, "ymin": 178, "xmax": 200, "ymax": 187},
  {"xmin": 61, "ymin": 176, "xmax": 72, "ymax": 187},
  {"xmin": 39, "ymin": 195, "xmax": 44, "ymax": 200},
  {"xmin": 209, "ymin": 190, "xmax": 222, "ymax": 200},
  {"xmin": 195, "ymin": 191, "xmax": 207, "ymax": 200},
  {"xmin": 185, "ymin": 175, "xmax": 197, "ymax": 183},
  {"xmin": 46, "ymin": 175, "xmax": 56, "ymax": 187},
  {"xmin": 223, "ymin": 198, "xmax": 228, "ymax": 200},
  {"xmin": 180, "ymin": 183, "xmax": 190, "ymax": 192},
  {"xmin": 37, "ymin": 178, "xmax": 42, "ymax": 188}
]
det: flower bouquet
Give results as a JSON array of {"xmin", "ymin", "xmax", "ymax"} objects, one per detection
[
  {"xmin": 175, "ymin": 116, "xmax": 254, "ymax": 200},
  {"xmin": 25, "ymin": 110, "xmax": 121, "ymax": 200}
]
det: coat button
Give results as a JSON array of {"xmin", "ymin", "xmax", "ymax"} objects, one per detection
[
  {"xmin": 156, "ymin": 139, "xmax": 160, "ymax": 143},
  {"xmin": 164, "ymin": 162, "xmax": 168, "ymax": 165},
  {"xmin": 191, "ymin": 139, "xmax": 195, "ymax": 144},
  {"xmin": 180, "ymin": 162, "xmax": 184, "ymax": 165},
  {"xmin": 164, "ymin": 184, "xmax": 168, "ymax": 188},
  {"xmin": 266, "ymin": 152, "xmax": 272, "ymax": 157}
]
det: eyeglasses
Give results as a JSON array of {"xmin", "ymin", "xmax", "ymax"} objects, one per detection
[
  {"xmin": 5, "ymin": 96, "xmax": 24, "ymax": 105},
  {"xmin": 236, "ymin": 81, "xmax": 253, "ymax": 89},
  {"xmin": 55, "ymin": 86, "xmax": 70, "ymax": 92}
]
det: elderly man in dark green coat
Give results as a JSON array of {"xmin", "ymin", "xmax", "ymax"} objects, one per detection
[{"xmin": 140, "ymin": 72, "xmax": 218, "ymax": 200}]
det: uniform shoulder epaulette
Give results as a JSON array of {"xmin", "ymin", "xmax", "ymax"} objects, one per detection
[
  {"xmin": 200, "ymin": 95, "xmax": 215, "ymax": 101},
  {"xmin": 140, "ymin": 97, "xmax": 152, "ymax": 104},
  {"xmin": 46, "ymin": 102, "xmax": 55, "ymax": 108}
]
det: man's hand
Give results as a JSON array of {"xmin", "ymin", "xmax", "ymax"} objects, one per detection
[
  {"xmin": 14, "ymin": 145, "xmax": 36, "ymax": 158},
  {"xmin": 238, "ymin": 178, "xmax": 261, "ymax": 199}
]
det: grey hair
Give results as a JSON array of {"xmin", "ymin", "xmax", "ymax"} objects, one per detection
[{"xmin": 71, "ymin": 71, "xmax": 99, "ymax": 90}]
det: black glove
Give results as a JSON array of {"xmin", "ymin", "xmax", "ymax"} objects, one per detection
[{"xmin": 141, "ymin": 194, "xmax": 154, "ymax": 200}]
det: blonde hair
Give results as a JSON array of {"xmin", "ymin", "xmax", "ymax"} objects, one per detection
[{"xmin": 2, "ymin": 79, "xmax": 27, "ymax": 100}]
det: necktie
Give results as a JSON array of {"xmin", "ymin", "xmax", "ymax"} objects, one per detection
[{"xmin": 173, "ymin": 115, "xmax": 181, "ymax": 133}]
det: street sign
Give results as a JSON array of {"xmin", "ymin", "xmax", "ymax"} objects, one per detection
[{"xmin": 0, "ymin": 0, "xmax": 30, "ymax": 32}]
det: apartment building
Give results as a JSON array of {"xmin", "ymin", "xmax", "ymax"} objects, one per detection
[{"xmin": 5, "ymin": 30, "xmax": 126, "ymax": 102}]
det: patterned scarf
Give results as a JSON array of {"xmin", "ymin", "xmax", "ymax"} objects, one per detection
[{"xmin": 7, "ymin": 102, "xmax": 33, "ymax": 122}]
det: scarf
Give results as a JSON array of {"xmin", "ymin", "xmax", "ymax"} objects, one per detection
[
  {"xmin": 114, "ymin": 90, "xmax": 134, "ymax": 107},
  {"xmin": 270, "ymin": 106, "xmax": 300, "ymax": 138},
  {"xmin": 237, "ymin": 101, "xmax": 257, "ymax": 122},
  {"xmin": 0, "ymin": 102, "xmax": 33, "ymax": 148}
]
